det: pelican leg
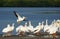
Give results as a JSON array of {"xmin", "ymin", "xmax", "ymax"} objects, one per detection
[
  {"xmin": 17, "ymin": 32, "xmax": 25, "ymax": 36},
  {"xmin": 2, "ymin": 33, "xmax": 9, "ymax": 37},
  {"xmin": 7, "ymin": 32, "xmax": 12, "ymax": 36},
  {"xmin": 20, "ymin": 32, "xmax": 25, "ymax": 36},
  {"xmin": 52, "ymin": 33, "xmax": 56, "ymax": 39},
  {"xmin": 3, "ymin": 32, "xmax": 12, "ymax": 37},
  {"xmin": 16, "ymin": 32, "xmax": 20, "ymax": 35},
  {"xmin": 16, "ymin": 30, "xmax": 21, "ymax": 35}
]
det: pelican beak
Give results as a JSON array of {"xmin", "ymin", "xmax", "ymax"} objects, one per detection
[{"xmin": 23, "ymin": 19, "xmax": 26, "ymax": 21}]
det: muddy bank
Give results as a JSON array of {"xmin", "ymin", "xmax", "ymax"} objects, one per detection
[{"xmin": 0, "ymin": 35, "xmax": 60, "ymax": 39}]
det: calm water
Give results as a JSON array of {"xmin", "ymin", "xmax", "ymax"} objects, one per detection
[{"xmin": 0, "ymin": 7, "xmax": 60, "ymax": 34}]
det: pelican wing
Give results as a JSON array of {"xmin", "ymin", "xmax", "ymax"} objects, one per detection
[
  {"xmin": 14, "ymin": 11, "xmax": 21, "ymax": 18},
  {"xmin": 48, "ymin": 26, "xmax": 58, "ymax": 34}
]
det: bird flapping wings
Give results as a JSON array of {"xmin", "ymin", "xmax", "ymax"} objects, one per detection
[{"xmin": 14, "ymin": 11, "xmax": 21, "ymax": 18}]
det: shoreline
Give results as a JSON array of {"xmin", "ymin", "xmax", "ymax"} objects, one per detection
[{"xmin": 0, "ymin": 34, "xmax": 60, "ymax": 39}]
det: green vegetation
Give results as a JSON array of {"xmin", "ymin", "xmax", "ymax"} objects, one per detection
[{"xmin": 1, "ymin": 0, "xmax": 60, "ymax": 7}]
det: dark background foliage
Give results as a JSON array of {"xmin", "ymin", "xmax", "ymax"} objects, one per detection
[{"xmin": 1, "ymin": 0, "xmax": 60, "ymax": 7}]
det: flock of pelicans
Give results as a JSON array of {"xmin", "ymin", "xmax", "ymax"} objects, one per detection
[{"xmin": 2, "ymin": 11, "xmax": 60, "ymax": 39}]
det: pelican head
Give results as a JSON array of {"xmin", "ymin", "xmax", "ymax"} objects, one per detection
[
  {"xmin": 25, "ymin": 22, "xmax": 27, "ymax": 26},
  {"xmin": 17, "ymin": 20, "xmax": 21, "ymax": 24},
  {"xmin": 7, "ymin": 24, "xmax": 10, "ymax": 27},
  {"xmin": 17, "ymin": 19, "xmax": 19, "ymax": 22},
  {"xmin": 38, "ymin": 22, "xmax": 41, "ymax": 26},
  {"xmin": 23, "ymin": 16, "xmax": 26, "ymax": 19}
]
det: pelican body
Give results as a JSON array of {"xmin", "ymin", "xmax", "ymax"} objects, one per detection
[
  {"xmin": 14, "ymin": 11, "xmax": 26, "ymax": 23},
  {"xmin": 2, "ymin": 23, "xmax": 14, "ymax": 37}
]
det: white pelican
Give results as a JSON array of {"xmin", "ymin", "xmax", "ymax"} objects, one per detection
[
  {"xmin": 34, "ymin": 22, "xmax": 41, "ymax": 33},
  {"xmin": 41, "ymin": 21, "xmax": 44, "ymax": 29},
  {"xmin": 14, "ymin": 11, "xmax": 26, "ymax": 23},
  {"xmin": 45, "ymin": 24, "xmax": 59, "ymax": 39},
  {"xmin": 33, "ymin": 22, "xmax": 44, "ymax": 36},
  {"xmin": 44, "ymin": 19, "xmax": 49, "ymax": 32},
  {"xmin": 16, "ymin": 25, "xmax": 24, "ymax": 36},
  {"xmin": 23, "ymin": 22, "xmax": 29, "ymax": 33},
  {"xmin": 2, "ymin": 23, "xmax": 14, "ymax": 37},
  {"xmin": 53, "ymin": 19, "xmax": 60, "ymax": 27},
  {"xmin": 16, "ymin": 22, "xmax": 29, "ymax": 36},
  {"xmin": 44, "ymin": 20, "xmax": 60, "ymax": 39},
  {"xmin": 27, "ymin": 21, "xmax": 34, "ymax": 32}
]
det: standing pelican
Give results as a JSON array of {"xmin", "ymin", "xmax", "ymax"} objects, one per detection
[
  {"xmin": 27, "ymin": 21, "xmax": 34, "ymax": 32},
  {"xmin": 45, "ymin": 24, "xmax": 59, "ymax": 39},
  {"xmin": 34, "ymin": 22, "xmax": 41, "ymax": 33},
  {"xmin": 2, "ymin": 23, "xmax": 14, "ymax": 37},
  {"xmin": 33, "ymin": 22, "xmax": 44, "ymax": 36},
  {"xmin": 14, "ymin": 11, "xmax": 26, "ymax": 23},
  {"xmin": 16, "ymin": 25, "xmax": 24, "ymax": 36},
  {"xmin": 16, "ymin": 22, "xmax": 29, "ymax": 36},
  {"xmin": 44, "ymin": 19, "xmax": 49, "ymax": 32}
]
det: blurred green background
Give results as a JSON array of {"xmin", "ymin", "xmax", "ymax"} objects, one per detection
[{"xmin": 1, "ymin": 0, "xmax": 60, "ymax": 7}]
